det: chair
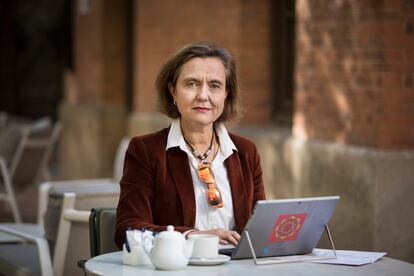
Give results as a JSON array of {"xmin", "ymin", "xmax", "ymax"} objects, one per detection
[
  {"xmin": 89, "ymin": 207, "xmax": 118, "ymax": 257},
  {"xmin": 0, "ymin": 112, "xmax": 32, "ymax": 136},
  {"xmin": 76, "ymin": 207, "xmax": 118, "ymax": 273},
  {"xmin": 0, "ymin": 136, "xmax": 128, "ymax": 275},
  {"xmin": 0, "ymin": 182, "xmax": 88, "ymax": 276},
  {"xmin": 0, "ymin": 179, "xmax": 120, "ymax": 276},
  {"xmin": 0, "ymin": 117, "xmax": 61, "ymax": 222}
]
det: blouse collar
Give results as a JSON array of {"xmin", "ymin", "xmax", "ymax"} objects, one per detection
[{"xmin": 166, "ymin": 119, "xmax": 237, "ymax": 160}]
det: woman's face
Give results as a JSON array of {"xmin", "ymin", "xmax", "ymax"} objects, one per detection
[{"xmin": 170, "ymin": 57, "xmax": 227, "ymax": 129}]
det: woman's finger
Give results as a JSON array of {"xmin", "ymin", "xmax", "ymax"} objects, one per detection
[
  {"xmin": 219, "ymin": 238, "xmax": 229, "ymax": 245},
  {"xmin": 225, "ymin": 231, "xmax": 240, "ymax": 245}
]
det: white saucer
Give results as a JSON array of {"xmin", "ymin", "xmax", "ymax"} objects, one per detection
[{"xmin": 189, "ymin": 254, "xmax": 231, "ymax": 266}]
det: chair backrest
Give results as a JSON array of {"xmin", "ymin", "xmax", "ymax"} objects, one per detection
[
  {"xmin": 113, "ymin": 137, "xmax": 130, "ymax": 182},
  {"xmin": 0, "ymin": 121, "xmax": 32, "ymax": 167},
  {"xmin": 44, "ymin": 182, "xmax": 119, "ymax": 275},
  {"xmin": 10, "ymin": 119, "xmax": 61, "ymax": 190},
  {"xmin": 89, "ymin": 207, "xmax": 118, "ymax": 257}
]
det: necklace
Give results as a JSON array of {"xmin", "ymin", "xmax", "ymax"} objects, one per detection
[{"xmin": 183, "ymin": 130, "xmax": 214, "ymax": 162}]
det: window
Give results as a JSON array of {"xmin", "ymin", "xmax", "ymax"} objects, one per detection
[{"xmin": 271, "ymin": 0, "xmax": 295, "ymax": 126}]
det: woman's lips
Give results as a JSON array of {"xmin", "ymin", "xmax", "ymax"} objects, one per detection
[{"xmin": 193, "ymin": 107, "xmax": 211, "ymax": 112}]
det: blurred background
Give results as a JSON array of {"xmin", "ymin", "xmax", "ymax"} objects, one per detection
[{"xmin": 1, "ymin": 0, "xmax": 413, "ymax": 264}]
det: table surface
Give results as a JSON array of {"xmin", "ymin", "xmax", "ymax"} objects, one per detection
[{"xmin": 85, "ymin": 251, "xmax": 414, "ymax": 276}]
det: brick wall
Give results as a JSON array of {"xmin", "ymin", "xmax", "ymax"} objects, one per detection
[
  {"xmin": 133, "ymin": 0, "xmax": 271, "ymax": 126},
  {"xmin": 294, "ymin": 0, "xmax": 414, "ymax": 149},
  {"xmin": 74, "ymin": 0, "xmax": 127, "ymax": 107}
]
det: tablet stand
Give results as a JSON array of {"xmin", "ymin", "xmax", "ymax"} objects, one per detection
[{"xmin": 245, "ymin": 224, "xmax": 337, "ymax": 265}]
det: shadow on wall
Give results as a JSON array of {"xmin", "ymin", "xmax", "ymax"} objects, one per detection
[{"xmin": 295, "ymin": 0, "xmax": 394, "ymax": 147}]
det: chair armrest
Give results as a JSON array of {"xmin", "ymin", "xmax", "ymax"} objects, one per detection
[
  {"xmin": 63, "ymin": 209, "xmax": 90, "ymax": 222},
  {"xmin": 38, "ymin": 178, "xmax": 116, "ymax": 227},
  {"xmin": 0, "ymin": 226, "xmax": 53, "ymax": 276}
]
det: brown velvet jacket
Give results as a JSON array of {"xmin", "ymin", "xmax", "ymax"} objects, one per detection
[{"xmin": 115, "ymin": 127, "xmax": 265, "ymax": 249}]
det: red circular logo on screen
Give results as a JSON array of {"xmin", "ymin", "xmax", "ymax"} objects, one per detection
[
  {"xmin": 268, "ymin": 213, "xmax": 307, "ymax": 242},
  {"xmin": 275, "ymin": 216, "xmax": 302, "ymax": 239}
]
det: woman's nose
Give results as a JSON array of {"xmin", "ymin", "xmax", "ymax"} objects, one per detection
[{"xmin": 197, "ymin": 83, "xmax": 209, "ymax": 101}]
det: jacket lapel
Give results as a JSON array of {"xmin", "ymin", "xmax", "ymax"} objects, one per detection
[
  {"xmin": 225, "ymin": 152, "xmax": 249, "ymax": 233},
  {"xmin": 167, "ymin": 147, "xmax": 196, "ymax": 227}
]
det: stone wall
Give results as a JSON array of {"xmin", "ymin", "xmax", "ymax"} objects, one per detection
[{"xmin": 59, "ymin": 102, "xmax": 126, "ymax": 179}]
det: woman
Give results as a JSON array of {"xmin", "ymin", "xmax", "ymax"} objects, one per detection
[{"xmin": 115, "ymin": 41, "xmax": 265, "ymax": 249}]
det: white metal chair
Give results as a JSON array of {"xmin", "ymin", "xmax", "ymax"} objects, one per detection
[
  {"xmin": 0, "ymin": 137, "xmax": 128, "ymax": 275},
  {"xmin": 0, "ymin": 118, "xmax": 61, "ymax": 223},
  {"xmin": 0, "ymin": 179, "xmax": 120, "ymax": 276}
]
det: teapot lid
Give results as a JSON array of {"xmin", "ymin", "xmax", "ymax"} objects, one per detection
[{"xmin": 158, "ymin": 225, "xmax": 184, "ymax": 239}]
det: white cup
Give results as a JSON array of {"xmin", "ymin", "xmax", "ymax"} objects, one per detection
[
  {"xmin": 122, "ymin": 244, "xmax": 152, "ymax": 266},
  {"xmin": 188, "ymin": 234, "xmax": 219, "ymax": 259}
]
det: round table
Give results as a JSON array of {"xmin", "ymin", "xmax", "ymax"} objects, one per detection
[{"xmin": 85, "ymin": 251, "xmax": 414, "ymax": 276}]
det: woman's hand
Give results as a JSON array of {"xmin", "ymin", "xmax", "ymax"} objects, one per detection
[{"xmin": 187, "ymin": 228, "xmax": 240, "ymax": 245}]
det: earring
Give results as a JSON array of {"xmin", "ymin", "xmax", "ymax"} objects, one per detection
[{"xmin": 173, "ymin": 100, "xmax": 177, "ymax": 106}]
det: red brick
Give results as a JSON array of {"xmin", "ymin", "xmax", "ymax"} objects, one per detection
[
  {"xmin": 405, "ymin": 49, "xmax": 414, "ymax": 62},
  {"xmin": 378, "ymin": 127, "xmax": 414, "ymax": 149},
  {"xmin": 382, "ymin": 73, "xmax": 403, "ymax": 88},
  {"xmin": 383, "ymin": 35, "xmax": 414, "ymax": 49},
  {"xmin": 384, "ymin": 62, "xmax": 414, "ymax": 72},
  {"xmin": 403, "ymin": 74, "xmax": 414, "ymax": 88},
  {"xmin": 384, "ymin": 50, "xmax": 405, "ymax": 63},
  {"xmin": 382, "ymin": 113, "xmax": 414, "ymax": 126},
  {"xmin": 384, "ymin": 0, "xmax": 403, "ymax": 10},
  {"xmin": 295, "ymin": 0, "xmax": 414, "ymax": 149}
]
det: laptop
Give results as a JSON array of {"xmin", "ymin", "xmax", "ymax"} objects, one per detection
[{"xmin": 220, "ymin": 196, "xmax": 340, "ymax": 262}]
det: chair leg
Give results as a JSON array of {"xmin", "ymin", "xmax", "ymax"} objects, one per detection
[
  {"xmin": 53, "ymin": 192, "xmax": 90, "ymax": 276},
  {"xmin": 0, "ymin": 158, "xmax": 22, "ymax": 223},
  {"xmin": 34, "ymin": 236, "xmax": 54, "ymax": 276},
  {"xmin": 52, "ymin": 192, "xmax": 76, "ymax": 276}
]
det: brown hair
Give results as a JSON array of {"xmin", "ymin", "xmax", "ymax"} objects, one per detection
[{"xmin": 156, "ymin": 41, "xmax": 239, "ymax": 123}]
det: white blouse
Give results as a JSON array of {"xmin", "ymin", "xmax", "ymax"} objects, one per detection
[{"xmin": 166, "ymin": 119, "xmax": 237, "ymax": 231}]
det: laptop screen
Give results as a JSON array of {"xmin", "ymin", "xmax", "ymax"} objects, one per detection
[{"xmin": 230, "ymin": 196, "xmax": 340, "ymax": 259}]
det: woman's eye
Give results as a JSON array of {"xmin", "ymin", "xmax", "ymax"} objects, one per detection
[
  {"xmin": 188, "ymin": 81, "xmax": 198, "ymax": 87},
  {"xmin": 210, "ymin": 83, "xmax": 221, "ymax": 89}
]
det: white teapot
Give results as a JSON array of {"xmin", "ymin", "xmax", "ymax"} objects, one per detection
[{"xmin": 144, "ymin": 225, "xmax": 194, "ymax": 270}]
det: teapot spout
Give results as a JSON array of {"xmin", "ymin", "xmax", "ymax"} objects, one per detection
[{"xmin": 183, "ymin": 239, "xmax": 194, "ymax": 259}]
